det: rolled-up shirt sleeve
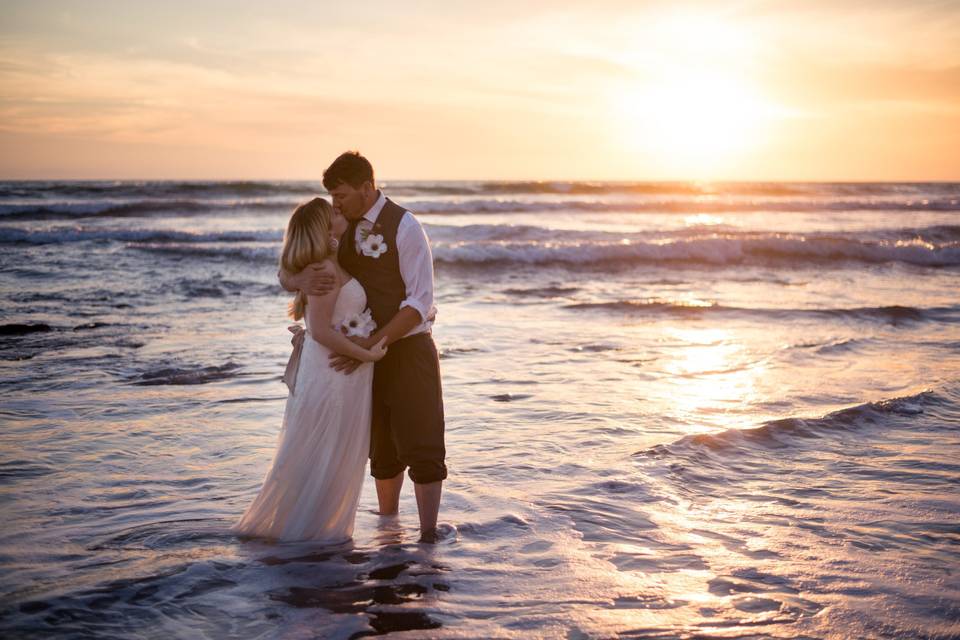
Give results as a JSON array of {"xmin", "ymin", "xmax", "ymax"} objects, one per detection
[{"xmin": 396, "ymin": 213, "xmax": 436, "ymax": 324}]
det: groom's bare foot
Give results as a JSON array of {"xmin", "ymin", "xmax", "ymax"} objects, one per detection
[{"xmin": 418, "ymin": 523, "xmax": 456, "ymax": 544}]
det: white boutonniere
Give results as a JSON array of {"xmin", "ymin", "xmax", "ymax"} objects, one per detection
[
  {"xmin": 360, "ymin": 233, "xmax": 388, "ymax": 258},
  {"xmin": 340, "ymin": 308, "xmax": 376, "ymax": 337}
]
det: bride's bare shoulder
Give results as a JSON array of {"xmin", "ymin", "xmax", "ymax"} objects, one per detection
[
  {"xmin": 303, "ymin": 259, "xmax": 345, "ymax": 307},
  {"xmin": 323, "ymin": 258, "xmax": 351, "ymax": 287},
  {"xmin": 310, "ymin": 257, "xmax": 341, "ymax": 278}
]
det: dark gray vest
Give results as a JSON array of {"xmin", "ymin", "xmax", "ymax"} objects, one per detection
[{"xmin": 338, "ymin": 198, "xmax": 407, "ymax": 329}]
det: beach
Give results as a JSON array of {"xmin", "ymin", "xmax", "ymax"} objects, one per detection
[{"xmin": 1, "ymin": 180, "xmax": 959, "ymax": 638}]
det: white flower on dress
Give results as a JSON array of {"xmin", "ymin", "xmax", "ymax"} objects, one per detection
[
  {"xmin": 360, "ymin": 233, "xmax": 388, "ymax": 258},
  {"xmin": 339, "ymin": 308, "xmax": 376, "ymax": 338}
]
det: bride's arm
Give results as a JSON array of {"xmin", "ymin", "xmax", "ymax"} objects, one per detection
[{"xmin": 306, "ymin": 286, "xmax": 386, "ymax": 363}]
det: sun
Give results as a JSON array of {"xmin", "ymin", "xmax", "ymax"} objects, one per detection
[
  {"xmin": 606, "ymin": 11, "xmax": 783, "ymax": 178},
  {"xmin": 616, "ymin": 69, "xmax": 776, "ymax": 176}
]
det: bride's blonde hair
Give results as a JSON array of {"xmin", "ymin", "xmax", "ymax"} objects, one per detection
[{"xmin": 280, "ymin": 197, "xmax": 336, "ymax": 320}]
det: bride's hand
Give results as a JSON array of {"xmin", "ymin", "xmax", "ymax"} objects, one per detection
[{"xmin": 368, "ymin": 337, "xmax": 388, "ymax": 362}]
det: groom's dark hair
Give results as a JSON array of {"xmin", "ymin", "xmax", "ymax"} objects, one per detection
[{"xmin": 323, "ymin": 151, "xmax": 375, "ymax": 191}]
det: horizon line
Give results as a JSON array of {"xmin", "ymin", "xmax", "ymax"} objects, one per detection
[{"xmin": 1, "ymin": 177, "xmax": 959, "ymax": 184}]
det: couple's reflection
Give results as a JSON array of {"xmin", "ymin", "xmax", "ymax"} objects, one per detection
[{"xmin": 255, "ymin": 513, "xmax": 449, "ymax": 637}]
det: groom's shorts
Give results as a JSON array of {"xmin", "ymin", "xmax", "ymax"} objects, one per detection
[{"xmin": 370, "ymin": 332, "xmax": 447, "ymax": 484}]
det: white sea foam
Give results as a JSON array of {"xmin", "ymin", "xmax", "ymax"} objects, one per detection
[{"xmin": 431, "ymin": 235, "xmax": 960, "ymax": 267}]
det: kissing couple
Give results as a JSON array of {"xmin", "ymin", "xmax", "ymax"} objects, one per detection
[{"xmin": 231, "ymin": 151, "xmax": 448, "ymax": 544}]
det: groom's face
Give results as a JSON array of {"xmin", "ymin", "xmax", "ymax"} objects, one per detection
[
  {"xmin": 329, "ymin": 182, "xmax": 372, "ymax": 221},
  {"xmin": 330, "ymin": 207, "xmax": 349, "ymax": 239}
]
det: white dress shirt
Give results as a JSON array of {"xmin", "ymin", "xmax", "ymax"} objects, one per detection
[{"xmin": 355, "ymin": 191, "xmax": 436, "ymax": 337}]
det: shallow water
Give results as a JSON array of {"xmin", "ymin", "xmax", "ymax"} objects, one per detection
[{"xmin": 1, "ymin": 180, "xmax": 959, "ymax": 639}]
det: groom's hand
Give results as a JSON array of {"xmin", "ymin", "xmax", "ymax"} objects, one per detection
[
  {"xmin": 296, "ymin": 262, "xmax": 336, "ymax": 296},
  {"xmin": 329, "ymin": 353, "xmax": 362, "ymax": 374}
]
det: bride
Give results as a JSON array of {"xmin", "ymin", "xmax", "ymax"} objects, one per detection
[{"xmin": 231, "ymin": 197, "xmax": 386, "ymax": 543}]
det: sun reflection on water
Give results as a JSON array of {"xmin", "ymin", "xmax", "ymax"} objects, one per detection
[
  {"xmin": 659, "ymin": 327, "xmax": 766, "ymax": 431},
  {"xmin": 682, "ymin": 213, "xmax": 727, "ymax": 227}
]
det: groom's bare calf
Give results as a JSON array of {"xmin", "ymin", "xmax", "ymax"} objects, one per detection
[
  {"xmin": 375, "ymin": 471, "xmax": 403, "ymax": 515},
  {"xmin": 415, "ymin": 480, "xmax": 442, "ymax": 540},
  {"xmin": 375, "ymin": 472, "xmax": 443, "ymax": 541}
]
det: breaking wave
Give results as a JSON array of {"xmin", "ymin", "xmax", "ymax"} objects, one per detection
[
  {"xmin": 565, "ymin": 301, "xmax": 959, "ymax": 324},
  {"xmin": 431, "ymin": 235, "xmax": 960, "ymax": 267}
]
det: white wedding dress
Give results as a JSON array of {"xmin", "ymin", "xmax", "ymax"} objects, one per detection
[{"xmin": 231, "ymin": 278, "xmax": 373, "ymax": 543}]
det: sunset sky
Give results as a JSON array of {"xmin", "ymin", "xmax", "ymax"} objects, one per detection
[{"xmin": 1, "ymin": 0, "xmax": 958, "ymax": 181}]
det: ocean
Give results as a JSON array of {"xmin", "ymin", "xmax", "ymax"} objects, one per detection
[{"xmin": 1, "ymin": 180, "xmax": 958, "ymax": 639}]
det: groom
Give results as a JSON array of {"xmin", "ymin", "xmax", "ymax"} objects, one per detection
[{"xmin": 280, "ymin": 151, "xmax": 447, "ymax": 542}]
